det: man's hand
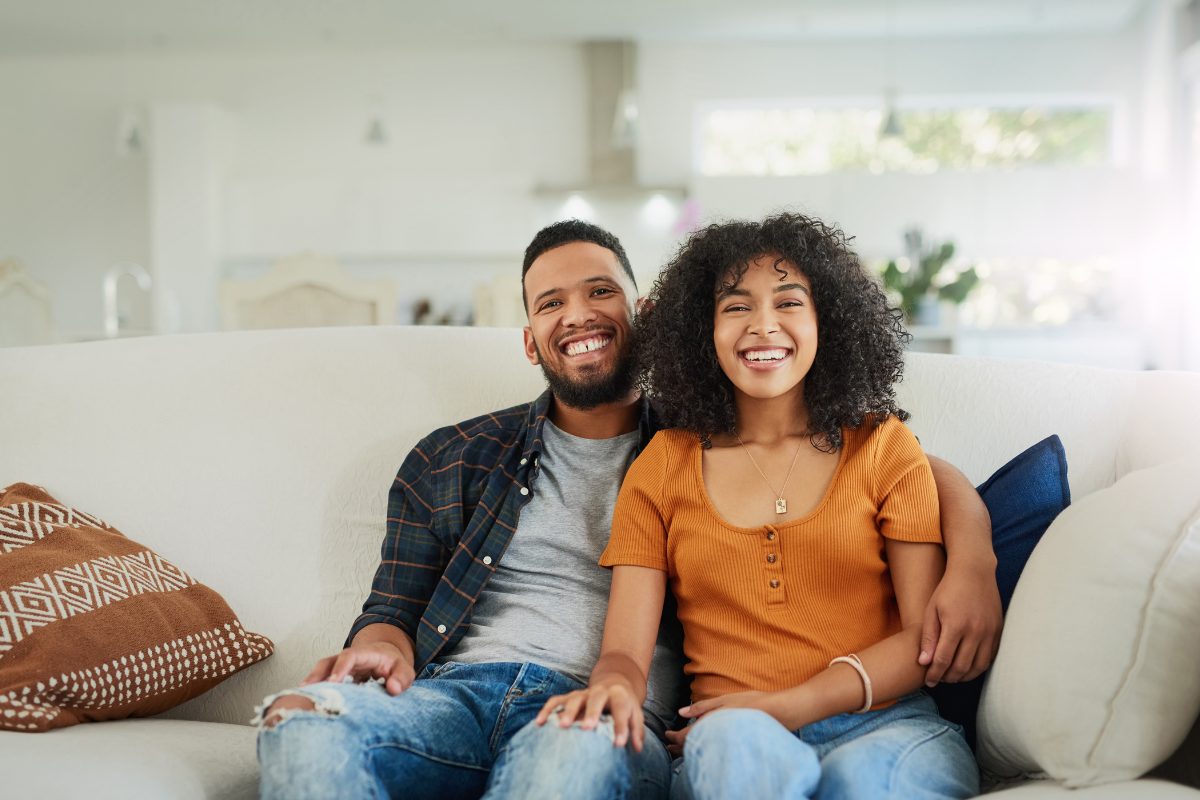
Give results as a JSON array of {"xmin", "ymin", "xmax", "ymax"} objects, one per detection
[
  {"xmin": 664, "ymin": 725, "xmax": 692, "ymax": 758},
  {"xmin": 919, "ymin": 562, "xmax": 1002, "ymax": 685},
  {"xmin": 302, "ymin": 641, "xmax": 416, "ymax": 696}
]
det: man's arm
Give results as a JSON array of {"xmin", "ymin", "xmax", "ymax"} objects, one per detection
[
  {"xmin": 922, "ymin": 454, "xmax": 1001, "ymax": 685},
  {"xmin": 301, "ymin": 623, "xmax": 418, "ymax": 696},
  {"xmin": 303, "ymin": 434, "xmax": 452, "ymax": 694}
]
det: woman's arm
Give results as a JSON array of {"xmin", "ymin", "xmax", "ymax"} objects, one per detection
[
  {"xmin": 681, "ymin": 539, "xmax": 945, "ymax": 731},
  {"xmin": 924, "ymin": 455, "xmax": 1002, "ymax": 684},
  {"xmin": 535, "ymin": 565, "xmax": 666, "ymax": 751}
]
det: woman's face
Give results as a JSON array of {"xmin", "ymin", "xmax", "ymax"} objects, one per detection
[{"xmin": 713, "ymin": 254, "xmax": 818, "ymax": 406}]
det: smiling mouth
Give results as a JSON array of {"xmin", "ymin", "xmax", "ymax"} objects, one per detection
[
  {"xmin": 560, "ymin": 334, "xmax": 613, "ymax": 357},
  {"xmin": 738, "ymin": 347, "xmax": 792, "ymax": 367}
]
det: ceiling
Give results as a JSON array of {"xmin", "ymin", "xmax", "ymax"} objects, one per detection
[{"xmin": 0, "ymin": 0, "xmax": 1151, "ymax": 55}]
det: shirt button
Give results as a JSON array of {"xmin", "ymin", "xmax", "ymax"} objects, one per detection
[
  {"xmin": 520, "ymin": 458, "xmax": 528, "ymax": 465},
  {"xmin": 766, "ymin": 553, "xmax": 777, "ymax": 564},
  {"xmin": 770, "ymin": 579, "xmax": 780, "ymax": 589},
  {"xmin": 766, "ymin": 531, "xmax": 776, "ymax": 541},
  {"xmin": 519, "ymin": 486, "xmax": 530, "ymax": 496},
  {"xmin": 436, "ymin": 624, "xmax": 447, "ymax": 634},
  {"xmin": 483, "ymin": 556, "xmax": 493, "ymax": 565}
]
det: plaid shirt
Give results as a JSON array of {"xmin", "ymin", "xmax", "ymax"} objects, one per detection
[{"xmin": 348, "ymin": 389, "xmax": 659, "ymax": 670}]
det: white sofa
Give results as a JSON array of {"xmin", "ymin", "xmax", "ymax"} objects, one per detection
[{"xmin": 0, "ymin": 325, "xmax": 1197, "ymax": 799}]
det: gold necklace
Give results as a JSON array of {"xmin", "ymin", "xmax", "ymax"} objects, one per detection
[{"xmin": 736, "ymin": 433, "xmax": 806, "ymax": 515}]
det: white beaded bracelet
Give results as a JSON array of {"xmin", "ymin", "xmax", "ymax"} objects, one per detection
[{"xmin": 828, "ymin": 653, "xmax": 873, "ymax": 714}]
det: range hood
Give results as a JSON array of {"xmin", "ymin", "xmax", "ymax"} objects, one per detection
[{"xmin": 536, "ymin": 40, "xmax": 684, "ymax": 198}]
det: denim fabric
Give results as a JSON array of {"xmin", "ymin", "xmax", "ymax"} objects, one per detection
[
  {"xmin": 670, "ymin": 693, "xmax": 978, "ymax": 800},
  {"xmin": 257, "ymin": 661, "xmax": 670, "ymax": 800}
]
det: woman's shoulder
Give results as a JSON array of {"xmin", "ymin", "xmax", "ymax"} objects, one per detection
[
  {"xmin": 629, "ymin": 428, "xmax": 703, "ymax": 486},
  {"xmin": 844, "ymin": 414, "xmax": 922, "ymax": 460},
  {"xmin": 629, "ymin": 428, "xmax": 693, "ymax": 476},
  {"xmin": 645, "ymin": 427, "xmax": 702, "ymax": 455}
]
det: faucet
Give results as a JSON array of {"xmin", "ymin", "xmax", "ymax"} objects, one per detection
[{"xmin": 103, "ymin": 263, "xmax": 152, "ymax": 338}]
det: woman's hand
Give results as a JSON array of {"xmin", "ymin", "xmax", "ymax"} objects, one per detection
[
  {"xmin": 667, "ymin": 691, "xmax": 791, "ymax": 757},
  {"xmin": 678, "ymin": 690, "xmax": 786, "ymax": 725},
  {"xmin": 534, "ymin": 680, "xmax": 646, "ymax": 751}
]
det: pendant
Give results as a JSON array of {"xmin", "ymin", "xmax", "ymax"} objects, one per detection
[{"xmin": 775, "ymin": 498, "xmax": 787, "ymax": 515}]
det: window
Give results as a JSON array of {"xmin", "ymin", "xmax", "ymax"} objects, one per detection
[
  {"xmin": 698, "ymin": 103, "xmax": 1112, "ymax": 176},
  {"xmin": 956, "ymin": 258, "xmax": 1117, "ymax": 328}
]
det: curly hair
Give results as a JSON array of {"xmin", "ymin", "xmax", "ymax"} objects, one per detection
[{"xmin": 635, "ymin": 212, "xmax": 911, "ymax": 451}]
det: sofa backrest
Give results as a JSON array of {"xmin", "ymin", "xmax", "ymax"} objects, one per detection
[{"xmin": 1, "ymin": 326, "xmax": 1198, "ymax": 725}]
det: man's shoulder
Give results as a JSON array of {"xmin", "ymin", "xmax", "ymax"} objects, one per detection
[{"xmin": 415, "ymin": 399, "xmax": 535, "ymax": 463}]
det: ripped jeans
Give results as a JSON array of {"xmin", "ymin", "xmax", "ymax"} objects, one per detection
[{"xmin": 255, "ymin": 661, "xmax": 671, "ymax": 800}]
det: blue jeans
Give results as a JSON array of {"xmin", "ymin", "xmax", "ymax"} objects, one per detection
[
  {"xmin": 670, "ymin": 693, "xmax": 978, "ymax": 800},
  {"xmin": 256, "ymin": 661, "xmax": 672, "ymax": 800}
]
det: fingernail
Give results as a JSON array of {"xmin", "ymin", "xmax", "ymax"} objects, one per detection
[{"xmin": 679, "ymin": 706, "xmax": 690, "ymax": 714}]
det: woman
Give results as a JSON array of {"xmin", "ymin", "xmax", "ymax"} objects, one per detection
[{"xmin": 535, "ymin": 213, "xmax": 978, "ymax": 799}]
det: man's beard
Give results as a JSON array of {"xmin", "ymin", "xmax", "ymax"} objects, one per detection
[{"xmin": 536, "ymin": 342, "xmax": 637, "ymax": 411}]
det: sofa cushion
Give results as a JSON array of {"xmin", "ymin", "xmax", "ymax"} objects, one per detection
[
  {"xmin": 977, "ymin": 456, "xmax": 1200, "ymax": 787},
  {"xmin": 979, "ymin": 434, "xmax": 1072, "ymax": 610},
  {"xmin": 930, "ymin": 434, "xmax": 1071, "ymax": 747},
  {"xmin": 985, "ymin": 778, "xmax": 1200, "ymax": 799},
  {"xmin": 0, "ymin": 483, "xmax": 273, "ymax": 732},
  {"xmin": 0, "ymin": 718, "xmax": 257, "ymax": 798},
  {"xmin": 1148, "ymin": 714, "xmax": 1200, "ymax": 790}
]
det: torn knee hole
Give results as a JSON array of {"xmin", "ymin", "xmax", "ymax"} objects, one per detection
[{"xmin": 252, "ymin": 687, "xmax": 346, "ymax": 729}]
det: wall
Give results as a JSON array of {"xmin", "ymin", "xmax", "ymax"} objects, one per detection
[
  {"xmin": 0, "ymin": 45, "xmax": 588, "ymax": 334},
  {"xmin": 1, "ymin": 15, "xmax": 1193, "ymax": 366}
]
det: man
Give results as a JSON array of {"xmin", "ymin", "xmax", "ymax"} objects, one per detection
[{"xmin": 256, "ymin": 221, "xmax": 1000, "ymax": 799}]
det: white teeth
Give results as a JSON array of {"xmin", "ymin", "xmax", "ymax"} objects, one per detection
[
  {"xmin": 565, "ymin": 336, "xmax": 611, "ymax": 356},
  {"xmin": 743, "ymin": 349, "xmax": 788, "ymax": 362}
]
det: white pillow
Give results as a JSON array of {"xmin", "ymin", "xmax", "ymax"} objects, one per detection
[{"xmin": 977, "ymin": 456, "xmax": 1200, "ymax": 787}]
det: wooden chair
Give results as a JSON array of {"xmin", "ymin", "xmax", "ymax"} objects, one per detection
[
  {"xmin": 220, "ymin": 253, "xmax": 395, "ymax": 331},
  {"xmin": 0, "ymin": 260, "xmax": 53, "ymax": 346}
]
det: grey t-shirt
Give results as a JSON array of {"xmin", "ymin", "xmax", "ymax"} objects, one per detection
[{"xmin": 446, "ymin": 419, "xmax": 686, "ymax": 736}]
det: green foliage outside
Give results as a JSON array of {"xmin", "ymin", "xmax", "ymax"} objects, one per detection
[
  {"xmin": 881, "ymin": 229, "xmax": 980, "ymax": 321},
  {"xmin": 701, "ymin": 106, "xmax": 1110, "ymax": 175}
]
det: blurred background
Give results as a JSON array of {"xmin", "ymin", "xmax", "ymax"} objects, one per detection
[{"xmin": 1, "ymin": 0, "xmax": 1197, "ymax": 370}]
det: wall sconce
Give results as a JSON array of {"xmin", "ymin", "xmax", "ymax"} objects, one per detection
[
  {"xmin": 117, "ymin": 109, "xmax": 147, "ymax": 157},
  {"xmin": 364, "ymin": 116, "xmax": 388, "ymax": 146}
]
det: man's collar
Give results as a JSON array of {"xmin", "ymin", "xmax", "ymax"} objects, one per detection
[
  {"xmin": 520, "ymin": 390, "xmax": 554, "ymax": 464},
  {"xmin": 521, "ymin": 390, "xmax": 657, "ymax": 462}
]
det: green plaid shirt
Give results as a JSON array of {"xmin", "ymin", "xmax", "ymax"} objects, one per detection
[{"xmin": 348, "ymin": 390, "xmax": 658, "ymax": 670}]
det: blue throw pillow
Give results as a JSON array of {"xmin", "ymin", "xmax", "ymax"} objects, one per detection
[{"xmin": 929, "ymin": 434, "xmax": 1071, "ymax": 749}]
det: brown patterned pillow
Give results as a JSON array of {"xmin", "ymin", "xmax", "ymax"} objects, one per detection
[{"xmin": 0, "ymin": 483, "xmax": 273, "ymax": 732}]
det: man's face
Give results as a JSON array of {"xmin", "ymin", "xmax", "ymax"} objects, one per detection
[{"xmin": 522, "ymin": 241, "xmax": 638, "ymax": 410}]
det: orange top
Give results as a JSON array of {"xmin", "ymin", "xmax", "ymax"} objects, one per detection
[{"xmin": 600, "ymin": 416, "xmax": 940, "ymax": 703}]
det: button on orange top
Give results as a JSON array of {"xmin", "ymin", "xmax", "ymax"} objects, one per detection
[{"xmin": 601, "ymin": 418, "xmax": 941, "ymax": 703}]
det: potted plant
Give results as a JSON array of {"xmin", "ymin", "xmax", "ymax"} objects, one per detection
[{"xmin": 881, "ymin": 228, "xmax": 979, "ymax": 327}]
